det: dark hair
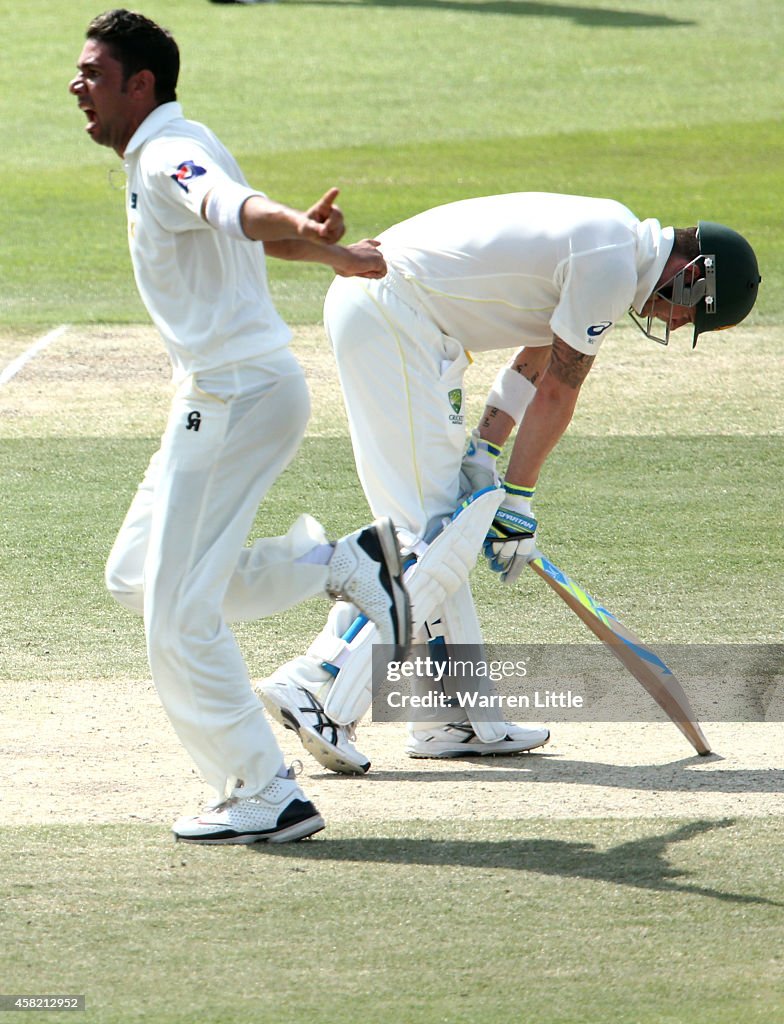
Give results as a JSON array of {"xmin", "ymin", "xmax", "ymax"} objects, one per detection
[
  {"xmin": 86, "ymin": 9, "xmax": 179, "ymax": 104},
  {"xmin": 672, "ymin": 227, "xmax": 700, "ymax": 261}
]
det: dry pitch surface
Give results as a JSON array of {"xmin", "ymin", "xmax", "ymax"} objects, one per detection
[{"xmin": 1, "ymin": 323, "xmax": 782, "ymax": 828}]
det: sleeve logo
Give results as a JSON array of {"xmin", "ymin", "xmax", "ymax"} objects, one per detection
[
  {"xmin": 170, "ymin": 160, "xmax": 207, "ymax": 193},
  {"xmin": 587, "ymin": 321, "xmax": 612, "ymax": 338}
]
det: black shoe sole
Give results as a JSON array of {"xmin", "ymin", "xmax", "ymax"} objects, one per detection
[{"xmin": 360, "ymin": 517, "xmax": 412, "ymax": 661}]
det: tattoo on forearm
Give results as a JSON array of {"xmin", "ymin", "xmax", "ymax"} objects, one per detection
[
  {"xmin": 514, "ymin": 364, "xmax": 541, "ymax": 386},
  {"xmin": 549, "ymin": 339, "xmax": 594, "ymax": 389},
  {"xmin": 511, "ymin": 347, "xmax": 551, "ymax": 387},
  {"xmin": 480, "ymin": 407, "xmax": 502, "ymax": 431}
]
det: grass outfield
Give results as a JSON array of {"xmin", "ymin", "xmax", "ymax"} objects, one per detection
[
  {"xmin": 1, "ymin": 0, "xmax": 782, "ymax": 326},
  {"xmin": 3, "ymin": 819, "xmax": 784, "ymax": 1023}
]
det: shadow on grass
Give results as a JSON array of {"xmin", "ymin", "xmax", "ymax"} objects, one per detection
[
  {"xmin": 272, "ymin": 0, "xmax": 695, "ymax": 27},
  {"xmin": 259, "ymin": 818, "xmax": 782, "ymax": 906}
]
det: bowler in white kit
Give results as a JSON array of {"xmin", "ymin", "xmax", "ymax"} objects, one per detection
[{"xmin": 70, "ymin": 9, "xmax": 412, "ymax": 843}]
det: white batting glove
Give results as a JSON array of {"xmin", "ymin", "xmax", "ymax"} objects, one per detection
[
  {"xmin": 483, "ymin": 484, "xmax": 538, "ymax": 585},
  {"xmin": 459, "ymin": 429, "xmax": 502, "ymax": 497}
]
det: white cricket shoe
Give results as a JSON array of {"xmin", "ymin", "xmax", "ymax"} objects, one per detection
[
  {"xmin": 172, "ymin": 769, "xmax": 325, "ymax": 845},
  {"xmin": 261, "ymin": 677, "xmax": 370, "ymax": 776},
  {"xmin": 405, "ymin": 721, "xmax": 550, "ymax": 759},
  {"xmin": 326, "ymin": 517, "xmax": 411, "ymax": 661}
]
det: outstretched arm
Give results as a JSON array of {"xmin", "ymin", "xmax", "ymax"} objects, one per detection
[
  {"xmin": 239, "ymin": 187, "xmax": 346, "ymax": 245},
  {"xmin": 201, "ymin": 184, "xmax": 347, "ymax": 245},
  {"xmin": 201, "ymin": 182, "xmax": 385, "ymax": 278},
  {"xmin": 264, "ymin": 238, "xmax": 387, "ymax": 279}
]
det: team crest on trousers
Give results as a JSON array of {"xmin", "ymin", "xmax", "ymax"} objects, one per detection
[{"xmin": 448, "ymin": 388, "xmax": 464, "ymax": 425}]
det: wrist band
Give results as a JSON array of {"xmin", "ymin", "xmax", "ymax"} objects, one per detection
[
  {"xmin": 479, "ymin": 439, "xmax": 503, "ymax": 460},
  {"xmin": 504, "ymin": 481, "xmax": 536, "ymax": 502},
  {"xmin": 466, "ymin": 430, "xmax": 502, "ymax": 461},
  {"xmin": 486, "ymin": 366, "xmax": 537, "ymax": 425}
]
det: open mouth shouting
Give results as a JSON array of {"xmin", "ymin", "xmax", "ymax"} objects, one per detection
[{"xmin": 78, "ymin": 103, "xmax": 99, "ymax": 136}]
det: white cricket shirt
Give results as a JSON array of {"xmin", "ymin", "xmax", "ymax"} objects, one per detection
[
  {"xmin": 123, "ymin": 103, "xmax": 291, "ymax": 380},
  {"xmin": 378, "ymin": 192, "xmax": 674, "ymax": 355}
]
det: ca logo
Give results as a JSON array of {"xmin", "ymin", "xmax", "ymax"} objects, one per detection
[
  {"xmin": 186, "ymin": 411, "xmax": 202, "ymax": 432},
  {"xmin": 448, "ymin": 388, "xmax": 464, "ymax": 426}
]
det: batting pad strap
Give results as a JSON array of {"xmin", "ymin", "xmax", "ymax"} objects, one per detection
[
  {"xmin": 307, "ymin": 616, "xmax": 366, "ymax": 671},
  {"xmin": 310, "ymin": 612, "xmax": 376, "ymax": 707},
  {"xmin": 203, "ymin": 181, "xmax": 262, "ymax": 240},
  {"xmin": 486, "ymin": 366, "xmax": 537, "ymax": 425},
  {"xmin": 321, "ymin": 631, "xmax": 375, "ymax": 725},
  {"xmin": 307, "ymin": 633, "xmax": 350, "ymax": 669}
]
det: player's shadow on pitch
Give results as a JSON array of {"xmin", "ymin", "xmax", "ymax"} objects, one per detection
[
  {"xmin": 259, "ymin": 818, "xmax": 780, "ymax": 907},
  {"xmin": 279, "ymin": 0, "xmax": 694, "ymax": 28},
  {"xmin": 354, "ymin": 756, "xmax": 784, "ymax": 795}
]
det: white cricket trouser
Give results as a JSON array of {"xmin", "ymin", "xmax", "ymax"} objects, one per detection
[
  {"xmin": 274, "ymin": 274, "xmax": 496, "ymax": 733},
  {"xmin": 324, "ymin": 269, "xmax": 470, "ymax": 536},
  {"xmin": 321, "ymin": 272, "xmax": 479, "ymax": 721},
  {"xmin": 105, "ymin": 349, "xmax": 333, "ymax": 799}
]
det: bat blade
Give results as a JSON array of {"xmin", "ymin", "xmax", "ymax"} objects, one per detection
[{"xmin": 529, "ymin": 555, "xmax": 711, "ymax": 756}]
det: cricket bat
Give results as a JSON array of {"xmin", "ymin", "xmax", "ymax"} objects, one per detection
[{"xmin": 529, "ymin": 554, "xmax": 711, "ymax": 756}]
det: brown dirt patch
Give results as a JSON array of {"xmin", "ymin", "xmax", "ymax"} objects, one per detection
[{"xmin": 5, "ymin": 678, "xmax": 782, "ymax": 827}]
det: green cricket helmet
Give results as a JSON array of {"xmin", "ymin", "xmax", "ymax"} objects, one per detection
[
  {"xmin": 631, "ymin": 222, "xmax": 761, "ymax": 346},
  {"xmin": 692, "ymin": 221, "xmax": 761, "ymax": 345}
]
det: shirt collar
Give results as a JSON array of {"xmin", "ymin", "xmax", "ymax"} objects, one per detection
[
  {"xmin": 124, "ymin": 101, "xmax": 184, "ymax": 157},
  {"xmin": 632, "ymin": 219, "xmax": 675, "ymax": 313}
]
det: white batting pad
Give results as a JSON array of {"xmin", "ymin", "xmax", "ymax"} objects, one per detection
[
  {"xmin": 407, "ymin": 487, "xmax": 503, "ymax": 632},
  {"xmin": 320, "ymin": 487, "xmax": 504, "ymax": 725},
  {"xmin": 424, "ymin": 583, "xmax": 509, "ymax": 744}
]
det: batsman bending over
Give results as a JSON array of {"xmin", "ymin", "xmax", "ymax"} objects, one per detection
[{"xmin": 261, "ymin": 192, "xmax": 760, "ymax": 774}]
